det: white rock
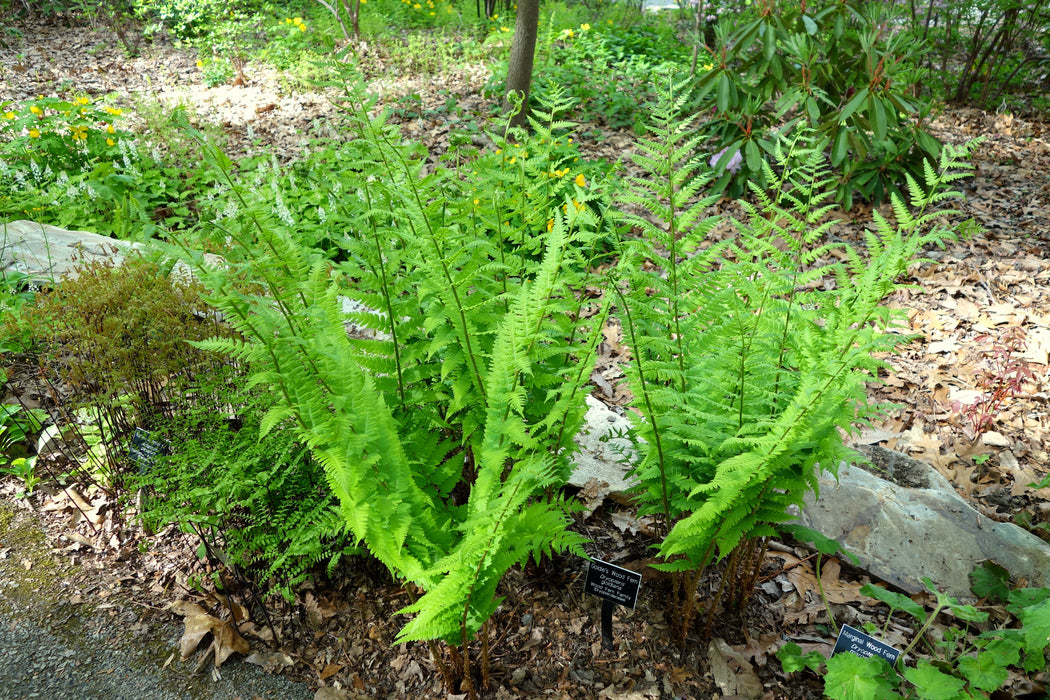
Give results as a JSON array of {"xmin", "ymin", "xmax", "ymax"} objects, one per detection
[{"xmin": 568, "ymin": 396, "xmax": 639, "ymax": 495}]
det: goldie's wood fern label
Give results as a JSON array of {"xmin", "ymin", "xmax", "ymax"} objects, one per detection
[
  {"xmin": 585, "ymin": 559, "xmax": 642, "ymax": 609},
  {"xmin": 585, "ymin": 559, "xmax": 642, "ymax": 650}
]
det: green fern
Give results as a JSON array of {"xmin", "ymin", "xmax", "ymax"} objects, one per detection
[
  {"xmin": 176, "ymin": 64, "xmax": 607, "ymax": 692},
  {"xmin": 134, "ymin": 379, "xmax": 357, "ymax": 604},
  {"xmin": 616, "ymin": 74, "xmax": 981, "ymax": 637}
]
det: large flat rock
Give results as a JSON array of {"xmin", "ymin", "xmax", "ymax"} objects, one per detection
[
  {"xmin": 793, "ymin": 447, "xmax": 1050, "ymax": 596},
  {"xmin": 1, "ymin": 219, "xmax": 141, "ymax": 282}
]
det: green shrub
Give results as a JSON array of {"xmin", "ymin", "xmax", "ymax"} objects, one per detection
[
  {"xmin": 694, "ymin": 0, "xmax": 941, "ymax": 208},
  {"xmin": 133, "ymin": 0, "xmax": 257, "ymax": 41},
  {"xmin": 491, "ymin": 21, "xmax": 691, "ymax": 131},
  {"xmin": 260, "ymin": 13, "xmax": 335, "ymax": 70},
  {"xmin": 0, "ymin": 96, "xmax": 130, "ymax": 177},
  {"xmin": 28, "ymin": 255, "xmax": 230, "ymax": 488},
  {"xmin": 901, "ymin": 0, "xmax": 1050, "ymax": 109},
  {"xmin": 365, "ymin": 0, "xmax": 460, "ymax": 31}
]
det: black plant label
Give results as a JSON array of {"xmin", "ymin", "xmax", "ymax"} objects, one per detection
[
  {"xmin": 585, "ymin": 559, "xmax": 642, "ymax": 610},
  {"xmin": 128, "ymin": 428, "xmax": 170, "ymax": 474},
  {"xmin": 832, "ymin": 624, "xmax": 902, "ymax": 666}
]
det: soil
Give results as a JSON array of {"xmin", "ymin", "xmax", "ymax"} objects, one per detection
[{"xmin": 2, "ymin": 12, "xmax": 1050, "ymax": 700}]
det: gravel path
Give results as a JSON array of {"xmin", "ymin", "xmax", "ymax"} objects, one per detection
[
  {"xmin": 0, "ymin": 502, "xmax": 314, "ymax": 700},
  {"xmin": 0, "ymin": 610, "xmax": 313, "ymax": 700}
]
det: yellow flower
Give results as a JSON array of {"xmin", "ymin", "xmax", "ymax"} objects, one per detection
[
  {"xmin": 30, "ymin": 105, "xmax": 41, "ymax": 115},
  {"xmin": 3, "ymin": 112, "xmax": 14, "ymax": 120},
  {"xmin": 75, "ymin": 96, "xmax": 90, "ymax": 105},
  {"xmin": 580, "ymin": 23, "xmax": 590, "ymax": 30},
  {"xmin": 300, "ymin": 24, "xmax": 307, "ymax": 30},
  {"xmin": 196, "ymin": 60, "xmax": 203, "ymax": 67},
  {"xmin": 495, "ymin": 148, "xmax": 502, "ymax": 154},
  {"xmin": 107, "ymin": 138, "xmax": 115, "ymax": 146},
  {"xmin": 29, "ymin": 128, "xmax": 39, "ymax": 138},
  {"xmin": 293, "ymin": 16, "xmax": 302, "ymax": 23},
  {"xmin": 492, "ymin": 13, "xmax": 498, "ymax": 19},
  {"xmin": 547, "ymin": 218, "xmax": 554, "ymax": 231},
  {"xmin": 429, "ymin": 11, "xmax": 435, "ymax": 15},
  {"xmin": 413, "ymin": 3, "xmax": 420, "ymax": 8},
  {"xmin": 575, "ymin": 174, "xmax": 586, "ymax": 187},
  {"xmin": 285, "ymin": 17, "xmax": 292, "ymax": 23},
  {"xmin": 106, "ymin": 124, "xmax": 115, "ymax": 134},
  {"xmin": 473, "ymin": 198, "xmax": 479, "ymax": 206},
  {"xmin": 508, "ymin": 156, "xmax": 516, "ymax": 165},
  {"xmin": 105, "ymin": 107, "xmax": 123, "ymax": 116},
  {"xmin": 702, "ymin": 62, "xmax": 713, "ymax": 71},
  {"xmin": 500, "ymin": 26, "xmax": 509, "ymax": 32}
]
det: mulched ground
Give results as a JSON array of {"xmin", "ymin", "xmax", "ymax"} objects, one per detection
[{"xmin": 2, "ymin": 13, "xmax": 1050, "ymax": 700}]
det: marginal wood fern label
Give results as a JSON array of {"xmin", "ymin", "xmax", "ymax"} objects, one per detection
[{"xmin": 832, "ymin": 624, "xmax": 902, "ymax": 666}]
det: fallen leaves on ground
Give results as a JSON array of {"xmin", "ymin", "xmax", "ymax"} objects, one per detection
[{"xmin": 171, "ymin": 600, "xmax": 250, "ymax": 668}]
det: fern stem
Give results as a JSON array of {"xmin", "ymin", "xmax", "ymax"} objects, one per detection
[
  {"xmin": 659, "ymin": 88, "xmax": 688, "ymax": 396},
  {"xmin": 614, "ymin": 284, "xmax": 672, "ymax": 532},
  {"xmin": 342, "ymin": 90, "xmax": 489, "ymax": 408},
  {"xmin": 360, "ymin": 182, "xmax": 406, "ymax": 407},
  {"xmin": 737, "ymin": 536, "xmax": 769, "ymax": 611}
]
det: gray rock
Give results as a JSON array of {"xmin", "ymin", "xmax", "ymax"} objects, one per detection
[
  {"xmin": 568, "ymin": 396, "xmax": 639, "ymax": 495},
  {"xmin": 792, "ymin": 446, "xmax": 1050, "ymax": 597},
  {"xmin": 0, "ymin": 220, "xmax": 142, "ymax": 282}
]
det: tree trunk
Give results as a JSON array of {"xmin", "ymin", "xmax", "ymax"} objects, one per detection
[{"xmin": 504, "ymin": 0, "xmax": 540, "ymax": 130}]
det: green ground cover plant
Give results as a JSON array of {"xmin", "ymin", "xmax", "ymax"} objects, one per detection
[
  {"xmin": 614, "ymin": 70, "xmax": 978, "ymax": 643},
  {"xmin": 0, "ymin": 97, "xmax": 206, "ymax": 238},
  {"xmin": 779, "ymin": 562, "xmax": 1050, "ymax": 699},
  {"xmin": 0, "ymin": 368, "xmax": 46, "ymax": 470},
  {"xmin": 0, "ymin": 265, "xmax": 38, "ymax": 354}
]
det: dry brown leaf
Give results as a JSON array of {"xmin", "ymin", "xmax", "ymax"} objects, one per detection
[
  {"xmin": 818, "ymin": 559, "xmax": 866, "ymax": 604},
  {"xmin": 319, "ymin": 662, "xmax": 343, "ymax": 680},
  {"xmin": 577, "ymin": 477, "xmax": 611, "ymax": 518},
  {"xmin": 213, "ymin": 619, "xmax": 250, "ymax": 667},
  {"xmin": 178, "ymin": 609, "xmax": 217, "ymax": 660},
  {"xmin": 171, "ymin": 600, "xmax": 249, "ymax": 667},
  {"xmin": 707, "ymin": 638, "xmax": 763, "ymax": 699}
]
